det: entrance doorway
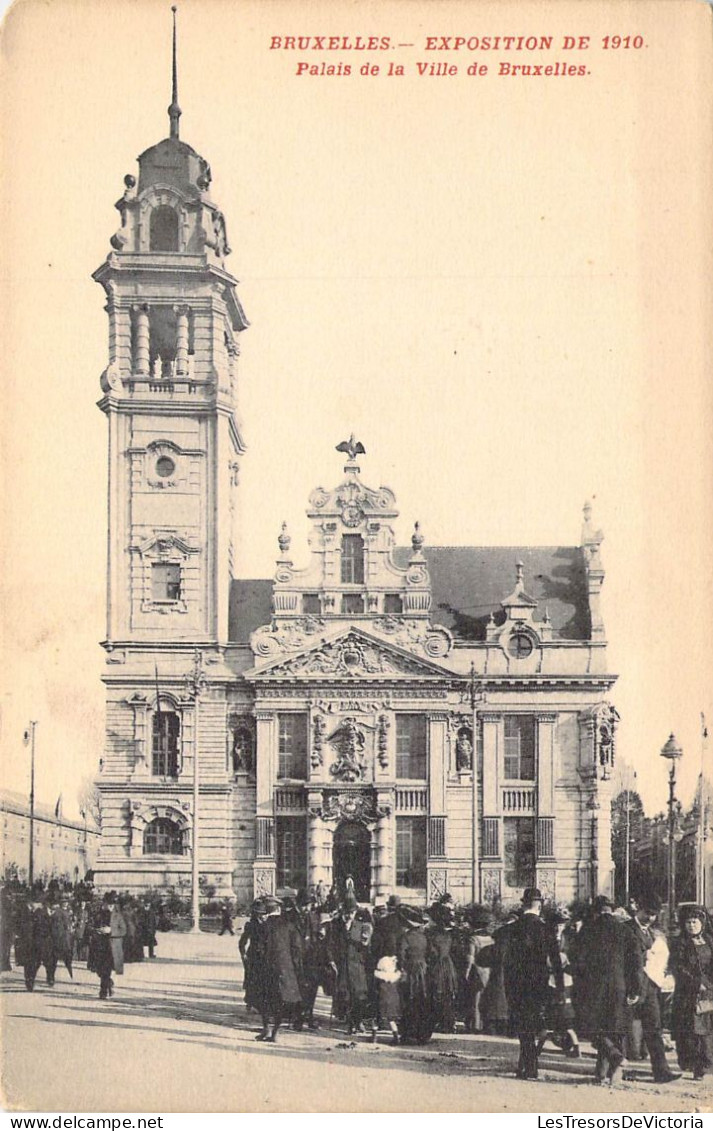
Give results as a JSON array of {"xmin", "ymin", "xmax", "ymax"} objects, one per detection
[{"xmin": 333, "ymin": 821, "xmax": 371, "ymax": 901}]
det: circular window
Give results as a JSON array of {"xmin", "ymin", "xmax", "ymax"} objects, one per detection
[
  {"xmin": 508, "ymin": 632, "xmax": 533, "ymax": 659},
  {"xmin": 156, "ymin": 456, "xmax": 176, "ymax": 478}
]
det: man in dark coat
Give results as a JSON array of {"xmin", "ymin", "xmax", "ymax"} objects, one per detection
[
  {"xmin": 17, "ymin": 888, "xmax": 57, "ymax": 990},
  {"xmin": 627, "ymin": 897, "xmax": 681, "ymax": 1083},
  {"xmin": 328, "ymin": 894, "xmax": 374, "ymax": 1034},
  {"xmin": 139, "ymin": 901, "xmax": 158, "ymax": 958},
  {"xmin": 372, "ymin": 894, "xmax": 406, "ymax": 962},
  {"xmin": 218, "ymin": 900, "xmax": 234, "ymax": 936},
  {"xmin": 254, "ymin": 898, "xmax": 304, "ymax": 1042},
  {"xmin": 504, "ymin": 887, "xmax": 563, "ymax": 1080},
  {"xmin": 294, "ymin": 889, "xmax": 327, "ymax": 1030},
  {"xmin": 572, "ymin": 895, "xmax": 642, "ymax": 1085}
]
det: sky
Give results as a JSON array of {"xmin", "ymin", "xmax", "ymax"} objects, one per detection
[{"xmin": 1, "ymin": 0, "xmax": 712, "ymax": 819}]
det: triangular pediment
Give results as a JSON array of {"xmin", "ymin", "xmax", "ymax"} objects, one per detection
[{"xmin": 244, "ymin": 626, "xmax": 456, "ymax": 681}]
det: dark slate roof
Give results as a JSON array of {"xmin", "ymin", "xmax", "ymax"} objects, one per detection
[
  {"xmin": 394, "ymin": 546, "xmax": 590, "ymax": 641},
  {"xmin": 228, "ymin": 547, "xmax": 591, "ymax": 644},
  {"xmin": 229, "ymin": 579, "xmax": 274, "ymax": 644}
]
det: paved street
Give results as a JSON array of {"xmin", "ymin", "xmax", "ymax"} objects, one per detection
[{"xmin": 0, "ymin": 931, "xmax": 707, "ymax": 1114}]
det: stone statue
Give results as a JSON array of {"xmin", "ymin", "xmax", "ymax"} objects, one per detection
[{"xmin": 456, "ymin": 729, "xmax": 473, "ymax": 772}]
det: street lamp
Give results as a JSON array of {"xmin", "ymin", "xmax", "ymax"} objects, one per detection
[
  {"xmin": 660, "ymin": 733, "xmax": 683, "ymax": 924},
  {"xmin": 185, "ymin": 649, "xmax": 207, "ymax": 933}
]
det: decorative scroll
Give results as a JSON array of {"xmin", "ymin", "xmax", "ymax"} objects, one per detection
[
  {"xmin": 309, "ymin": 791, "xmax": 391, "ymax": 824},
  {"xmin": 312, "ymin": 713, "xmax": 325, "ymax": 769},
  {"xmin": 428, "ymin": 868, "xmax": 448, "ymax": 901},
  {"xmin": 254, "ymin": 869, "xmax": 275, "ymax": 897},
  {"xmin": 482, "ymin": 869, "xmax": 502, "ymax": 905},
  {"xmin": 377, "ymin": 714, "xmax": 390, "ymax": 769}
]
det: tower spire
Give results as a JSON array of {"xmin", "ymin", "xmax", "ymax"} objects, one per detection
[{"xmin": 168, "ymin": 6, "xmax": 181, "ymax": 140}]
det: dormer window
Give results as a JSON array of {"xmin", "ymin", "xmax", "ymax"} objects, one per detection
[
  {"xmin": 341, "ymin": 534, "xmax": 364, "ymax": 584},
  {"xmin": 302, "ymin": 594, "xmax": 321, "ymax": 615},
  {"xmin": 150, "ymin": 205, "xmax": 179, "ymax": 252},
  {"xmin": 384, "ymin": 593, "xmax": 403, "ymax": 614},
  {"xmin": 341, "ymin": 593, "xmax": 364, "ymax": 615}
]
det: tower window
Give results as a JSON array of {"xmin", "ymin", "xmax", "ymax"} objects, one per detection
[
  {"xmin": 150, "ymin": 205, "xmax": 179, "ymax": 252},
  {"xmin": 341, "ymin": 534, "xmax": 365, "ymax": 584},
  {"xmin": 152, "ymin": 711, "xmax": 180, "ymax": 777},
  {"xmin": 152, "ymin": 563, "xmax": 181, "ymax": 602},
  {"xmin": 143, "ymin": 817, "xmax": 183, "ymax": 855},
  {"xmin": 341, "ymin": 593, "xmax": 364, "ymax": 615},
  {"xmin": 396, "ymin": 714, "xmax": 427, "ymax": 780},
  {"xmin": 504, "ymin": 715, "xmax": 536, "ymax": 781},
  {"xmin": 277, "ymin": 714, "xmax": 308, "ymax": 780},
  {"xmin": 384, "ymin": 593, "xmax": 403, "ymax": 614}
]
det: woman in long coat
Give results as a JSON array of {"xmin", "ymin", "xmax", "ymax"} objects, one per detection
[
  {"xmin": 328, "ymin": 895, "xmax": 373, "ymax": 1034},
  {"xmin": 398, "ymin": 907, "xmax": 432, "ymax": 1045},
  {"xmin": 669, "ymin": 905, "xmax": 713, "ymax": 1080},
  {"xmin": 427, "ymin": 904, "xmax": 459, "ymax": 1033},
  {"xmin": 477, "ymin": 913, "xmax": 517, "ymax": 1035}
]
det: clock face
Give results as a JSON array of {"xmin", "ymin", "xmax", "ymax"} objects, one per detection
[{"xmin": 508, "ymin": 632, "xmax": 534, "ymax": 659}]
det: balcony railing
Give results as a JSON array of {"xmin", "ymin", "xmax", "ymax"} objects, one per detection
[
  {"xmin": 502, "ymin": 787, "xmax": 536, "ymax": 814},
  {"xmin": 395, "ymin": 786, "xmax": 428, "ymax": 813}
]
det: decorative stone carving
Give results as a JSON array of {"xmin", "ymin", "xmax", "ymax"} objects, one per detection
[
  {"xmin": 312, "ymin": 713, "xmax": 325, "ymax": 769},
  {"xmin": 537, "ymin": 869, "xmax": 557, "ymax": 900},
  {"xmin": 229, "ymin": 715, "xmax": 255, "ymax": 775},
  {"xmin": 482, "ymin": 869, "xmax": 502, "ymax": 904},
  {"xmin": 579, "ymin": 702, "xmax": 619, "ymax": 781},
  {"xmin": 428, "ymin": 869, "xmax": 448, "ymax": 901},
  {"xmin": 455, "ymin": 727, "xmax": 474, "ymax": 772},
  {"xmin": 309, "ymin": 479, "xmax": 397, "ymax": 516},
  {"xmin": 370, "ymin": 617, "xmax": 453, "ymax": 658},
  {"xmin": 309, "ymin": 791, "xmax": 391, "ymax": 824},
  {"xmin": 264, "ymin": 634, "xmax": 446, "ymax": 678},
  {"xmin": 377, "ymin": 714, "xmax": 390, "ymax": 769},
  {"xmin": 328, "ymin": 718, "xmax": 367, "ymax": 782},
  {"xmin": 254, "ymin": 869, "xmax": 275, "ymax": 897},
  {"xmin": 251, "ymin": 617, "xmax": 327, "ymax": 658}
]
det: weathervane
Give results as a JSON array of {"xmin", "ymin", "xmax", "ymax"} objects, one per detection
[{"xmin": 336, "ymin": 434, "xmax": 366, "ymax": 462}]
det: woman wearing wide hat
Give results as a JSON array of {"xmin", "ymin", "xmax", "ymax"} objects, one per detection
[
  {"xmin": 669, "ymin": 905, "xmax": 713, "ymax": 1079},
  {"xmin": 398, "ymin": 906, "xmax": 433, "ymax": 1044}
]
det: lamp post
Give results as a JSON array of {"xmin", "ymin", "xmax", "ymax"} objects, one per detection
[
  {"xmin": 624, "ymin": 769, "xmax": 637, "ymax": 906},
  {"xmin": 660, "ymin": 733, "xmax": 683, "ymax": 924},
  {"xmin": 23, "ymin": 722, "xmax": 38, "ymax": 886},
  {"xmin": 185, "ymin": 649, "xmax": 207, "ymax": 933}
]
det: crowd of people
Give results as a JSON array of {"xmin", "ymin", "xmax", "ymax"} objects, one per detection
[
  {"xmin": 0, "ymin": 881, "xmax": 159, "ymax": 999},
  {"xmin": 237, "ymin": 884, "xmax": 713, "ymax": 1088},
  {"xmin": 2, "ymin": 877, "xmax": 711, "ymax": 1090}
]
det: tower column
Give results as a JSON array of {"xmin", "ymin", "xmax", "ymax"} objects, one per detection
[
  {"xmin": 133, "ymin": 304, "xmax": 150, "ymax": 375},
  {"xmin": 175, "ymin": 305, "xmax": 189, "ymax": 375}
]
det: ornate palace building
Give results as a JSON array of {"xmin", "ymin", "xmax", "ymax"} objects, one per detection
[{"xmin": 94, "ymin": 45, "xmax": 618, "ymax": 908}]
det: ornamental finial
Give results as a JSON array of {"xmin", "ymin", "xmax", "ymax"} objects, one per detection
[
  {"xmin": 278, "ymin": 522, "xmax": 291, "ymax": 554},
  {"xmin": 335, "ymin": 434, "xmax": 366, "ymax": 462},
  {"xmin": 412, "ymin": 521, "xmax": 425, "ymax": 552},
  {"xmin": 168, "ymin": 7, "xmax": 182, "ymax": 140}
]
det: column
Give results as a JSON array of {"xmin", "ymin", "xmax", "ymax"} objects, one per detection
[
  {"xmin": 481, "ymin": 713, "xmax": 504, "ymax": 903},
  {"xmin": 254, "ymin": 710, "xmax": 276, "ymax": 896},
  {"xmin": 375, "ymin": 789, "xmax": 395, "ymax": 899},
  {"xmin": 133, "ymin": 304, "xmax": 150, "ymax": 375},
  {"xmin": 175, "ymin": 305, "xmax": 189, "ymax": 375},
  {"xmin": 307, "ymin": 789, "xmax": 330, "ymax": 891},
  {"xmin": 536, "ymin": 714, "xmax": 557, "ymax": 887},
  {"xmin": 428, "ymin": 713, "xmax": 447, "ymax": 815}
]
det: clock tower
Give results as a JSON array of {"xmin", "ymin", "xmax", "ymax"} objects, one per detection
[{"xmin": 94, "ymin": 14, "xmax": 248, "ymax": 894}]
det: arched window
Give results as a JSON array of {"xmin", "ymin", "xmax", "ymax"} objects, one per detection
[
  {"xmin": 150, "ymin": 205, "xmax": 179, "ymax": 252},
  {"xmin": 143, "ymin": 818, "xmax": 183, "ymax": 855},
  {"xmin": 152, "ymin": 710, "xmax": 180, "ymax": 777}
]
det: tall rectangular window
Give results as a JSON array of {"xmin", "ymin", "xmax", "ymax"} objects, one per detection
[
  {"xmin": 341, "ymin": 535, "xmax": 365, "ymax": 584},
  {"xmin": 277, "ymin": 714, "xmax": 308, "ymax": 780},
  {"xmin": 276, "ymin": 817, "xmax": 307, "ymax": 890},
  {"xmin": 396, "ymin": 817, "xmax": 427, "ymax": 887},
  {"xmin": 152, "ymin": 711, "xmax": 180, "ymax": 777},
  {"xmin": 341, "ymin": 593, "xmax": 364, "ymax": 615},
  {"xmin": 396, "ymin": 714, "xmax": 427, "ymax": 779},
  {"xmin": 503, "ymin": 817, "xmax": 535, "ymax": 888},
  {"xmin": 503, "ymin": 715, "xmax": 536, "ymax": 780},
  {"xmin": 384, "ymin": 593, "xmax": 403, "ymax": 614},
  {"xmin": 152, "ymin": 563, "xmax": 181, "ymax": 602},
  {"xmin": 302, "ymin": 594, "xmax": 321, "ymax": 615}
]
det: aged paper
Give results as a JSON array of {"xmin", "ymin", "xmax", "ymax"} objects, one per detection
[{"xmin": 1, "ymin": 0, "xmax": 712, "ymax": 1115}]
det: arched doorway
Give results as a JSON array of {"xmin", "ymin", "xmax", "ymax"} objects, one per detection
[{"xmin": 333, "ymin": 821, "xmax": 371, "ymax": 901}]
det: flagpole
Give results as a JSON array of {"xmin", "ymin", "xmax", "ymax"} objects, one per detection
[
  {"xmin": 698, "ymin": 713, "xmax": 708, "ymax": 905},
  {"xmin": 26, "ymin": 721, "xmax": 37, "ymax": 886}
]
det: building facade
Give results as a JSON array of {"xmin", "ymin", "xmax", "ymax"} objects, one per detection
[
  {"xmin": 1, "ymin": 792, "xmax": 99, "ymax": 884},
  {"xmin": 94, "ymin": 80, "xmax": 619, "ymax": 908}
]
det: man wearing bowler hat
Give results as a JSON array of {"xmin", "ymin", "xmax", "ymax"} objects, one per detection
[
  {"xmin": 627, "ymin": 895, "xmax": 681, "ymax": 1083},
  {"xmin": 504, "ymin": 887, "xmax": 563, "ymax": 1080}
]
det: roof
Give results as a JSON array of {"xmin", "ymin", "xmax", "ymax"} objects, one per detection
[{"xmin": 228, "ymin": 546, "xmax": 591, "ymax": 645}]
